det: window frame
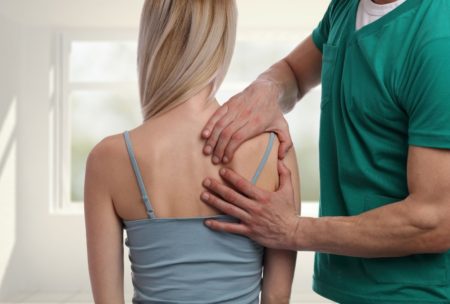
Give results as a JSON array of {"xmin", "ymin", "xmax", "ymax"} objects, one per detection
[
  {"xmin": 51, "ymin": 29, "xmax": 139, "ymax": 214},
  {"xmin": 51, "ymin": 28, "xmax": 317, "ymax": 214}
]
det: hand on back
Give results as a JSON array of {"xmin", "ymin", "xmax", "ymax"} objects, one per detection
[{"xmin": 201, "ymin": 80, "xmax": 293, "ymax": 164}]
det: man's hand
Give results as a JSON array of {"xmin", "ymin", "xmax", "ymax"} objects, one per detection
[
  {"xmin": 202, "ymin": 80, "xmax": 293, "ymax": 164},
  {"xmin": 201, "ymin": 35, "xmax": 323, "ymax": 165},
  {"xmin": 201, "ymin": 160, "xmax": 299, "ymax": 250}
]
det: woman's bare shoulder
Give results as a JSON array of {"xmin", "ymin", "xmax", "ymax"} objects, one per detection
[
  {"xmin": 86, "ymin": 133, "xmax": 128, "ymax": 172},
  {"xmin": 84, "ymin": 133, "xmax": 130, "ymax": 211},
  {"xmin": 228, "ymin": 132, "xmax": 280, "ymax": 191}
]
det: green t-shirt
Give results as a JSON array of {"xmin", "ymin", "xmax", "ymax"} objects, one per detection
[{"xmin": 312, "ymin": 0, "xmax": 450, "ymax": 303}]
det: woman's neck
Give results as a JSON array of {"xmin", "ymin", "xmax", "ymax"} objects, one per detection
[
  {"xmin": 143, "ymin": 86, "xmax": 220, "ymax": 126},
  {"xmin": 171, "ymin": 87, "xmax": 220, "ymax": 117}
]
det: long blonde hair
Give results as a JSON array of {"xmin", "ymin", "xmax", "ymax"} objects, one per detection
[{"xmin": 137, "ymin": 0, "xmax": 237, "ymax": 120}]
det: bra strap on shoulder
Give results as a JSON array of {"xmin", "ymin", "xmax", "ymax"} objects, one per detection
[
  {"xmin": 123, "ymin": 131, "xmax": 155, "ymax": 219},
  {"xmin": 251, "ymin": 132, "xmax": 276, "ymax": 185}
]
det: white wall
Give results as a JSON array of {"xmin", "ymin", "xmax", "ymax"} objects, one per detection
[
  {"xmin": 0, "ymin": 0, "xmax": 331, "ymax": 301},
  {"xmin": 0, "ymin": 0, "xmax": 329, "ymax": 29},
  {"xmin": 0, "ymin": 25, "xmax": 93, "ymax": 297},
  {"xmin": 0, "ymin": 13, "xmax": 21, "ymax": 298}
]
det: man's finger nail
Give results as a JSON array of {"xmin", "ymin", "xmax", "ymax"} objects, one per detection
[
  {"xmin": 223, "ymin": 156, "xmax": 229, "ymax": 163},
  {"xmin": 220, "ymin": 168, "xmax": 227, "ymax": 175},
  {"xmin": 203, "ymin": 179, "xmax": 211, "ymax": 187},
  {"xmin": 205, "ymin": 220, "xmax": 212, "ymax": 226},
  {"xmin": 201, "ymin": 192, "xmax": 210, "ymax": 200},
  {"xmin": 203, "ymin": 130, "xmax": 210, "ymax": 137},
  {"xmin": 212, "ymin": 156, "xmax": 220, "ymax": 164},
  {"xmin": 204, "ymin": 145, "xmax": 212, "ymax": 154}
]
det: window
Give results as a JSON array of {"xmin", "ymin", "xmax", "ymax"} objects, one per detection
[
  {"xmin": 51, "ymin": 30, "xmax": 142, "ymax": 213},
  {"xmin": 52, "ymin": 29, "xmax": 320, "ymax": 213}
]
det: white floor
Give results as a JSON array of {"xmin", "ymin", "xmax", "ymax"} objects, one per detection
[
  {"xmin": 0, "ymin": 292, "xmax": 333, "ymax": 304},
  {"xmin": 0, "ymin": 291, "xmax": 94, "ymax": 303},
  {"xmin": 0, "ymin": 291, "xmax": 95, "ymax": 303}
]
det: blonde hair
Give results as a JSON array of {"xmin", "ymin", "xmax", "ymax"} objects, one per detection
[{"xmin": 137, "ymin": 0, "xmax": 237, "ymax": 120}]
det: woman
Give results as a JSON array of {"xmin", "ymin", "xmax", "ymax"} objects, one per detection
[{"xmin": 84, "ymin": 1, "xmax": 301, "ymax": 303}]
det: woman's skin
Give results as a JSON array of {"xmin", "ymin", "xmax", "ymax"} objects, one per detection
[{"xmin": 84, "ymin": 86, "xmax": 301, "ymax": 303}]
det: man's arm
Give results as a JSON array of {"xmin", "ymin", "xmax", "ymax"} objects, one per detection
[
  {"xmin": 201, "ymin": 146, "xmax": 450, "ymax": 257},
  {"xmin": 260, "ymin": 35, "xmax": 323, "ymax": 113},
  {"xmin": 293, "ymin": 146, "xmax": 450, "ymax": 257},
  {"xmin": 202, "ymin": 35, "xmax": 322, "ymax": 163}
]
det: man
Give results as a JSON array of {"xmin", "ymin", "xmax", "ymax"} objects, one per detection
[{"xmin": 198, "ymin": 0, "xmax": 450, "ymax": 303}]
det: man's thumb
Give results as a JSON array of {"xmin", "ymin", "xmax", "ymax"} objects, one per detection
[{"xmin": 277, "ymin": 160, "xmax": 292, "ymax": 192}]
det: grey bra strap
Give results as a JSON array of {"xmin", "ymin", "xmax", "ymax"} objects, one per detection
[
  {"xmin": 123, "ymin": 131, "xmax": 155, "ymax": 219},
  {"xmin": 251, "ymin": 132, "xmax": 276, "ymax": 185}
]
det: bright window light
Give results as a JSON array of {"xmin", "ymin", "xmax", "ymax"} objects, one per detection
[{"xmin": 55, "ymin": 29, "xmax": 320, "ymax": 210}]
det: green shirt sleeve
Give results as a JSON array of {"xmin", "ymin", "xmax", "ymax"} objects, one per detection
[
  {"xmin": 312, "ymin": 1, "xmax": 338, "ymax": 53},
  {"xmin": 400, "ymin": 38, "xmax": 450, "ymax": 149}
]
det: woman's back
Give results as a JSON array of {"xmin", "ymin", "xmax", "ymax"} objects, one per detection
[
  {"xmin": 90, "ymin": 97, "xmax": 280, "ymax": 303},
  {"xmin": 108, "ymin": 99, "xmax": 279, "ymax": 221}
]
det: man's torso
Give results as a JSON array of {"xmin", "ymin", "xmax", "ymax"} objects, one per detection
[{"xmin": 312, "ymin": 0, "xmax": 450, "ymax": 302}]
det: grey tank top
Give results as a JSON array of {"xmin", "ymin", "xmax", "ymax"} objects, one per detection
[{"xmin": 122, "ymin": 131, "xmax": 276, "ymax": 304}]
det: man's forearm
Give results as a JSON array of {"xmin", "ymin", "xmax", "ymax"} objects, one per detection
[
  {"xmin": 254, "ymin": 59, "xmax": 300, "ymax": 113},
  {"xmin": 291, "ymin": 198, "xmax": 450, "ymax": 257},
  {"xmin": 254, "ymin": 35, "xmax": 323, "ymax": 113}
]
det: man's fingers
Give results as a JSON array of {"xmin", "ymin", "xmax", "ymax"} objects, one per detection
[
  {"xmin": 218, "ymin": 168, "xmax": 265, "ymax": 200},
  {"xmin": 277, "ymin": 130, "xmax": 293, "ymax": 159},
  {"xmin": 200, "ymin": 191, "xmax": 251, "ymax": 222},
  {"xmin": 204, "ymin": 112, "xmax": 239, "ymax": 164},
  {"xmin": 202, "ymin": 104, "xmax": 228, "ymax": 139},
  {"xmin": 223, "ymin": 120, "xmax": 261, "ymax": 163},
  {"xmin": 277, "ymin": 160, "xmax": 293, "ymax": 194},
  {"xmin": 202, "ymin": 177, "xmax": 254, "ymax": 211},
  {"xmin": 212, "ymin": 120, "xmax": 248, "ymax": 163},
  {"xmin": 275, "ymin": 119, "xmax": 293, "ymax": 159},
  {"xmin": 220, "ymin": 107, "xmax": 260, "ymax": 162},
  {"xmin": 204, "ymin": 219, "xmax": 251, "ymax": 236},
  {"xmin": 202, "ymin": 105, "xmax": 229, "ymax": 154},
  {"xmin": 278, "ymin": 141, "xmax": 292, "ymax": 159}
]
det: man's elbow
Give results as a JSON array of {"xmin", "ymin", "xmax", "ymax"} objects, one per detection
[
  {"xmin": 430, "ymin": 225, "xmax": 450, "ymax": 253},
  {"xmin": 407, "ymin": 197, "xmax": 450, "ymax": 253},
  {"xmin": 421, "ymin": 222, "xmax": 450, "ymax": 254}
]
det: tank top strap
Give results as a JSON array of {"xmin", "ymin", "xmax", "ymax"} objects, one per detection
[
  {"xmin": 123, "ymin": 131, "xmax": 156, "ymax": 219},
  {"xmin": 251, "ymin": 132, "xmax": 276, "ymax": 185}
]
